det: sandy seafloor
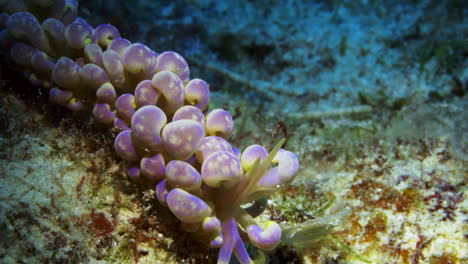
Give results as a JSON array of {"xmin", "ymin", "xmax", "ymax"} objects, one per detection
[{"xmin": 0, "ymin": 0, "xmax": 467, "ymax": 263}]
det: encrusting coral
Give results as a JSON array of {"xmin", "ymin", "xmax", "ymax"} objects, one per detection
[{"xmin": 0, "ymin": 1, "xmax": 300, "ymax": 263}]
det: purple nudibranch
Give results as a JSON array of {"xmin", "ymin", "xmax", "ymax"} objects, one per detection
[{"xmin": 1, "ymin": 6, "xmax": 300, "ymax": 263}]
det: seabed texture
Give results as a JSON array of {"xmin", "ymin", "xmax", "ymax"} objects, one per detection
[{"xmin": 1, "ymin": 1, "xmax": 467, "ymax": 263}]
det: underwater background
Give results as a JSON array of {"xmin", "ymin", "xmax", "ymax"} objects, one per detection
[{"xmin": 0, "ymin": 0, "xmax": 467, "ymax": 263}]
